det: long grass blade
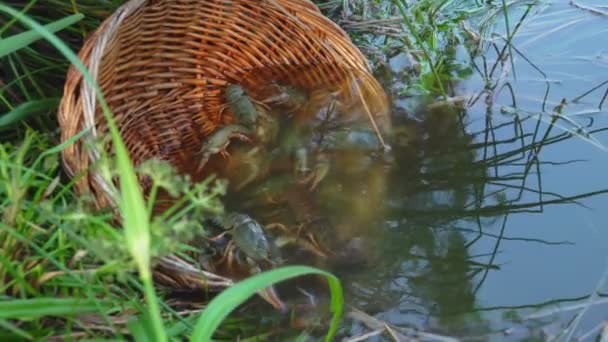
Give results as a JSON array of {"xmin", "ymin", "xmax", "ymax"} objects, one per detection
[
  {"xmin": 0, "ymin": 4, "xmax": 164, "ymax": 341},
  {"xmin": 0, "ymin": 98, "xmax": 59, "ymax": 131},
  {"xmin": 0, "ymin": 298, "xmax": 101, "ymax": 319},
  {"xmin": 191, "ymin": 266, "xmax": 344, "ymax": 342},
  {"xmin": 0, "ymin": 318, "xmax": 33, "ymax": 340},
  {"xmin": 0, "ymin": 14, "xmax": 84, "ymax": 57}
]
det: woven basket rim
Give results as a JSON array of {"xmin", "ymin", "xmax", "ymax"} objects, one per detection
[
  {"xmin": 56, "ymin": 0, "xmax": 391, "ymax": 293},
  {"xmin": 58, "ymin": 0, "xmax": 389, "ymax": 211},
  {"xmin": 72, "ymin": 0, "xmax": 148, "ymax": 207}
]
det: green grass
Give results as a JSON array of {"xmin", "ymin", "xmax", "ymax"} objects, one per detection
[
  {"xmin": 328, "ymin": 0, "xmax": 530, "ymax": 98},
  {"xmin": 0, "ymin": 0, "xmax": 541, "ymax": 340},
  {"xmin": 0, "ymin": 2, "xmax": 344, "ymax": 340},
  {"xmin": 192, "ymin": 266, "xmax": 343, "ymax": 342}
]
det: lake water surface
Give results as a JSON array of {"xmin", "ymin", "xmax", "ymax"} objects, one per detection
[{"xmin": 338, "ymin": 1, "xmax": 608, "ymax": 340}]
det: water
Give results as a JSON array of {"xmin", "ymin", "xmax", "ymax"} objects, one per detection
[
  {"xmin": 335, "ymin": 1, "xmax": 608, "ymax": 340},
  {"xmin": 220, "ymin": 2, "xmax": 608, "ymax": 339}
]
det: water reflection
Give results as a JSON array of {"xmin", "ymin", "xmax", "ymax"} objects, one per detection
[
  {"xmin": 339, "ymin": 99, "xmax": 491, "ymax": 336},
  {"xmin": 329, "ymin": 1, "xmax": 608, "ymax": 339},
  {"xmin": 334, "ymin": 97, "xmax": 608, "ymax": 340},
  {"xmin": 217, "ymin": 1, "xmax": 608, "ymax": 340}
]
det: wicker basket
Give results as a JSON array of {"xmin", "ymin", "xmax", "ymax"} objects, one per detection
[{"xmin": 58, "ymin": 0, "xmax": 389, "ymax": 291}]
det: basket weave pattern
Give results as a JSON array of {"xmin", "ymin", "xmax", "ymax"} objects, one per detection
[
  {"xmin": 58, "ymin": 0, "xmax": 390, "ymax": 291},
  {"xmin": 59, "ymin": 0, "xmax": 387, "ymax": 210}
]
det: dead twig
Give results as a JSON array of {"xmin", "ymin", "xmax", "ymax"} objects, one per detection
[
  {"xmin": 576, "ymin": 320, "xmax": 608, "ymax": 341},
  {"xmin": 347, "ymin": 306, "xmax": 459, "ymax": 342},
  {"xmin": 349, "ymin": 74, "xmax": 391, "ymax": 152},
  {"xmin": 524, "ymin": 297, "xmax": 608, "ymax": 320},
  {"xmin": 343, "ymin": 329, "xmax": 384, "ymax": 342},
  {"xmin": 156, "ymin": 255, "xmax": 234, "ymax": 289},
  {"xmin": 570, "ymin": 0, "xmax": 608, "ymax": 16},
  {"xmin": 384, "ymin": 322, "xmax": 400, "ymax": 341}
]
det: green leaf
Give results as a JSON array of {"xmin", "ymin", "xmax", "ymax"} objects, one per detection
[
  {"xmin": 191, "ymin": 266, "xmax": 343, "ymax": 342},
  {"xmin": 0, "ymin": 4, "xmax": 163, "ymax": 341},
  {"xmin": 0, "ymin": 13, "xmax": 84, "ymax": 57},
  {"xmin": 128, "ymin": 313, "xmax": 157, "ymax": 342},
  {"xmin": 0, "ymin": 318, "xmax": 33, "ymax": 340},
  {"xmin": 0, "ymin": 298, "xmax": 101, "ymax": 319},
  {"xmin": 0, "ymin": 98, "xmax": 59, "ymax": 131}
]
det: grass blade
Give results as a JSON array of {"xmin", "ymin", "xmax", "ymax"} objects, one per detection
[
  {"xmin": 0, "ymin": 13, "xmax": 84, "ymax": 58},
  {"xmin": 0, "ymin": 4, "xmax": 164, "ymax": 341},
  {"xmin": 0, "ymin": 318, "xmax": 33, "ymax": 340},
  {"xmin": 191, "ymin": 265, "xmax": 344, "ymax": 342},
  {"xmin": 0, "ymin": 98, "xmax": 59, "ymax": 131},
  {"xmin": 0, "ymin": 298, "xmax": 101, "ymax": 319}
]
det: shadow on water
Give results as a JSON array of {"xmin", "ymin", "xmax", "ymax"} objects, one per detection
[
  {"xmin": 219, "ymin": 1, "xmax": 608, "ymax": 340},
  {"xmin": 341, "ymin": 99, "xmax": 608, "ymax": 339},
  {"xmin": 328, "ymin": 1, "xmax": 608, "ymax": 340}
]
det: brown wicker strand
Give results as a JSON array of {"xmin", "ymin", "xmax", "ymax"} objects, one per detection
[{"xmin": 58, "ymin": 0, "xmax": 390, "ymax": 290}]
